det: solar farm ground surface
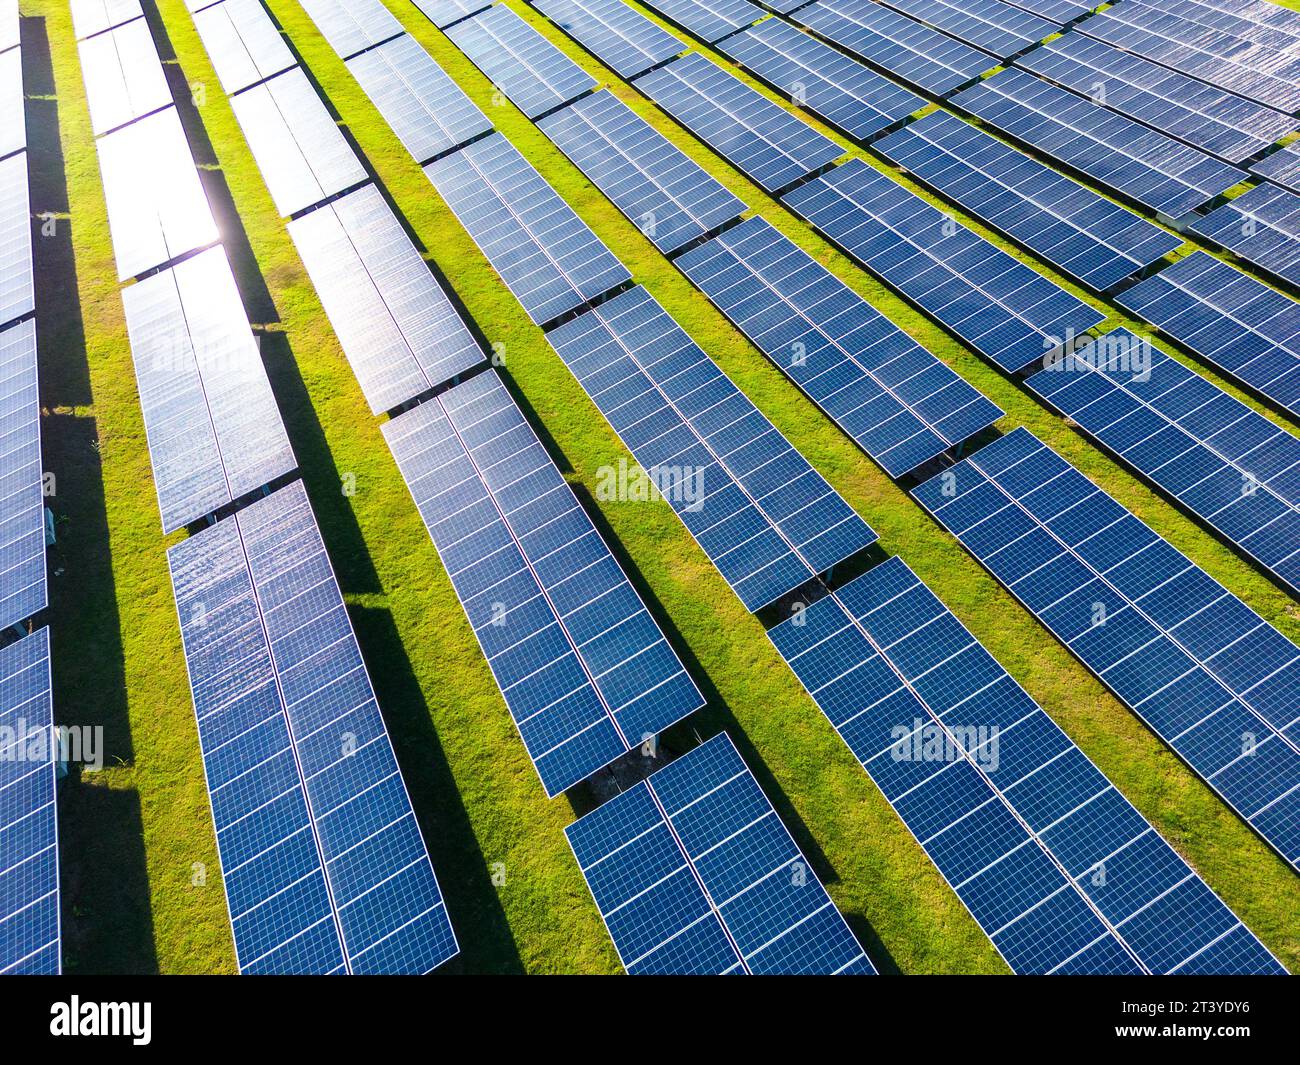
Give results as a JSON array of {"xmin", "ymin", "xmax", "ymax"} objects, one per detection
[{"xmin": 25, "ymin": 0, "xmax": 1300, "ymax": 973}]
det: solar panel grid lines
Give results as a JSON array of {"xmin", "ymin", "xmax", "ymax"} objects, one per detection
[
  {"xmin": 77, "ymin": 15, "xmax": 172, "ymax": 138},
  {"xmin": 565, "ymin": 731, "xmax": 876, "ymax": 974},
  {"xmin": 445, "ymin": 3, "xmax": 598, "ymax": 120},
  {"xmin": 192, "ymin": 0, "xmax": 296, "ymax": 97},
  {"xmin": 1114, "ymin": 250, "xmax": 1300, "ymax": 416},
  {"xmin": 70, "ymin": 0, "xmax": 144, "ymax": 40},
  {"xmin": 0, "ymin": 151, "xmax": 33, "ymax": 329},
  {"xmin": 635, "ymin": 0, "xmax": 765, "ymax": 44},
  {"xmin": 1000, "ymin": 0, "xmax": 1094, "ymax": 23},
  {"xmin": 780, "ymin": 157, "xmax": 1106, "ymax": 374},
  {"xmin": 1131, "ymin": 0, "xmax": 1300, "ymax": 55},
  {"xmin": 0, "ymin": 626, "xmax": 59, "ymax": 975},
  {"xmin": 676, "ymin": 215, "xmax": 1003, "ymax": 477},
  {"xmin": 1, "ymin": 43, "xmax": 24, "ymax": 161},
  {"xmin": 947, "ymin": 68, "xmax": 1248, "ymax": 221},
  {"xmin": 1254, "ymin": 143, "xmax": 1300, "ymax": 194},
  {"xmin": 0, "ymin": 320, "xmax": 47, "ymax": 630},
  {"xmin": 536, "ymin": 90, "xmax": 747, "ymax": 255},
  {"xmin": 911, "ymin": 427, "xmax": 1300, "ymax": 871},
  {"xmin": 872, "ymin": 110, "xmax": 1184, "ymax": 293},
  {"xmin": 1170, "ymin": 0, "xmax": 1300, "ymax": 39},
  {"xmin": 531, "ymin": 0, "xmax": 686, "ymax": 80},
  {"xmin": 636, "ymin": 52, "xmax": 844, "ymax": 194},
  {"xmin": 1189, "ymin": 182, "xmax": 1300, "ymax": 288},
  {"xmin": 345, "ymin": 33, "xmax": 492, "ymax": 165},
  {"xmin": 716, "ymin": 16, "xmax": 927, "ymax": 142},
  {"xmin": 873, "ymin": 0, "xmax": 1058, "ymax": 60},
  {"xmin": 423, "ymin": 132, "xmax": 632, "ymax": 326},
  {"xmin": 296, "ymin": 0, "xmax": 405, "ymax": 61},
  {"xmin": 412, "ymin": 0, "xmax": 492, "ymax": 30}
]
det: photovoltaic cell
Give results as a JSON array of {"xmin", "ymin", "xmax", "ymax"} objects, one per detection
[
  {"xmin": 636, "ymin": 0, "xmax": 763, "ymax": 44},
  {"xmin": 545, "ymin": 285, "xmax": 877, "ymax": 610},
  {"xmin": 70, "ymin": 0, "xmax": 143, "ymax": 40},
  {"xmin": 637, "ymin": 53, "xmax": 843, "ymax": 193},
  {"xmin": 288, "ymin": 184, "xmax": 484, "ymax": 413},
  {"xmin": 193, "ymin": 0, "xmax": 295, "ymax": 96},
  {"xmin": 948, "ymin": 68, "xmax": 1246, "ymax": 220},
  {"xmin": 1254, "ymin": 144, "xmax": 1300, "ymax": 195},
  {"xmin": 121, "ymin": 246, "xmax": 297, "ymax": 533},
  {"xmin": 1001, "ymin": 0, "xmax": 1094, "ymax": 22},
  {"xmin": 537, "ymin": 90, "xmax": 746, "ymax": 255},
  {"xmin": 0, "ymin": 46, "xmax": 23, "ymax": 160},
  {"xmin": 446, "ymin": 4, "xmax": 596, "ymax": 120},
  {"xmin": 382, "ymin": 370, "xmax": 704, "ymax": 796},
  {"xmin": 791, "ymin": 0, "xmax": 994, "ymax": 97},
  {"xmin": 533, "ymin": 0, "xmax": 685, "ymax": 80},
  {"xmin": 677, "ymin": 215, "xmax": 1002, "ymax": 477},
  {"xmin": 0, "ymin": 152, "xmax": 32, "ymax": 327},
  {"xmin": 0, "ymin": 320, "xmax": 47, "ymax": 630},
  {"xmin": 346, "ymin": 34, "xmax": 491, "ymax": 164},
  {"xmin": 566, "ymin": 733, "xmax": 874, "ymax": 974},
  {"xmin": 297, "ymin": 0, "xmax": 404, "ymax": 61},
  {"xmin": 229, "ymin": 67, "xmax": 368, "ymax": 217},
  {"xmin": 412, "ymin": 0, "xmax": 490, "ymax": 29},
  {"xmin": 1115, "ymin": 251, "xmax": 1300, "ymax": 417},
  {"xmin": 874, "ymin": 0, "xmax": 1056, "ymax": 60},
  {"xmin": 771, "ymin": 556, "xmax": 1283, "ymax": 974},
  {"xmin": 1, "ymin": 0, "xmax": 16, "ymax": 53},
  {"xmin": 873, "ymin": 110, "xmax": 1182, "ymax": 292},
  {"xmin": 782, "ymin": 158, "xmax": 1105, "ymax": 374},
  {"xmin": 913, "ymin": 427, "xmax": 1300, "ymax": 871},
  {"xmin": 717, "ymin": 16, "xmax": 925, "ymax": 142},
  {"xmin": 1189, "ymin": 182, "xmax": 1300, "ymax": 288},
  {"xmin": 1142, "ymin": 0, "xmax": 1300, "ymax": 51},
  {"xmin": 1017, "ymin": 33, "xmax": 1297, "ymax": 166},
  {"xmin": 0, "ymin": 627, "xmax": 59, "ymax": 975},
  {"xmin": 168, "ymin": 480, "xmax": 459, "ymax": 974},
  {"xmin": 77, "ymin": 16, "xmax": 171, "ymax": 136},
  {"xmin": 424, "ymin": 133, "xmax": 631, "ymax": 326}
]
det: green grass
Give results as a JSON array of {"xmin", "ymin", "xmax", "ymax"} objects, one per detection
[{"xmin": 29, "ymin": 0, "xmax": 1300, "ymax": 974}]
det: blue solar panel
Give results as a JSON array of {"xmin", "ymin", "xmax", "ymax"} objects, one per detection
[
  {"xmin": 913, "ymin": 428, "xmax": 1300, "ymax": 872},
  {"xmin": 346, "ymin": 34, "xmax": 491, "ymax": 164},
  {"xmin": 296, "ymin": 0, "xmax": 403, "ymax": 61},
  {"xmin": 1028, "ymin": 329, "xmax": 1300, "ymax": 594},
  {"xmin": 770, "ymin": 556, "xmax": 1283, "ymax": 974},
  {"xmin": 874, "ymin": 110, "xmax": 1182, "ymax": 292},
  {"xmin": 0, "ymin": 627, "xmax": 59, "ymax": 975},
  {"xmin": 168, "ymin": 481, "xmax": 459, "ymax": 973},
  {"xmin": 948, "ymin": 69, "xmax": 1246, "ymax": 220},
  {"xmin": 782, "ymin": 158, "xmax": 1105, "ymax": 374},
  {"xmin": 0, "ymin": 320, "xmax": 47, "ymax": 630},
  {"xmin": 546, "ymin": 285, "xmax": 877, "ymax": 609},
  {"xmin": 412, "ymin": 0, "xmax": 490, "ymax": 29},
  {"xmin": 424, "ymin": 133, "xmax": 631, "ymax": 326},
  {"xmin": 717, "ymin": 16, "xmax": 925, "ymax": 141},
  {"xmin": 792, "ymin": 0, "xmax": 994, "ymax": 97},
  {"xmin": 536, "ymin": 90, "xmax": 746, "ymax": 254},
  {"xmin": 1189, "ymin": 182, "xmax": 1300, "ymax": 288},
  {"xmin": 0, "ymin": 152, "xmax": 30, "ymax": 328},
  {"xmin": 1017, "ymin": 32, "xmax": 1297, "ymax": 166},
  {"xmin": 1254, "ymin": 144, "xmax": 1300, "ymax": 195},
  {"xmin": 1001, "ymin": 0, "xmax": 1094, "ymax": 22},
  {"xmin": 636, "ymin": 0, "xmax": 763, "ymax": 43},
  {"xmin": 1147, "ymin": 0, "xmax": 1300, "ymax": 49},
  {"xmin": 446, "ymin": 4, "xmax": 597, "ymax": 119},
  {"xmin": 874, "ymin": 0, "xmax": 1056, "ymax": 59},
  {"xmin": 383, "ymin": 370, "xmax": 703, "ymax": 796},
  {"xmin": 566, "ymin": 733, "xmax": 875, "ymax": 974},
  {"xmin": 637, "ymin": 53, "xmax": 843, "ymax": 193},
  {"xmin": 533, "ymin": 0, "xmax": 685, "ymax": 80},
  {"xmin": 677, "ymin": 215, "xmax": 1002, "ymax": 477},
  {"xmin": 1114, "ymin": 251, "xmax": 1300, "ymax": 417}
]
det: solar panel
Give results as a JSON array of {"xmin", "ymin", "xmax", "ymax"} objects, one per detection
[
  {"xmin": 168, "ymin": 480, "xmax": 459, "ymax": 974},
  {"xmin": 635, "ymin": 0, "xmax": 763, "ymax": 44},
  {"xmin": 566, "ymin": 732, "xmax": 875, "ymax": 974},
  {"xmin": 1114, "ymin": 251, "xmax": 1300, "ymax": 417},
  {"xmin": 1254, "ymin": 144, "xmax": 1300, "ymax": 195},
  {"xmin": 545, "ymin": 285, "xmax": 877, "ymax": 610},
  {"xmin": 95, "ymin": 107, "xmax": 219, "ymax": 281},
  {"xmin": 677, "ymin": 215, "xmax": 1002, "ymax": 477},
  {"xmin": 782, "ymin": 158, "xmax": 1105, "ymax": 374},
  {"xmin": 1001, "ymin": 0, "xmax": 1094, "ymax": 22},
  {"xmin": 382, "ymin": 370, "xmax": 704, "ymax": 796},
  {"xmin": 424, "ymin": 133, "xmax": 631, "ymax": 326},
  {"xmin": 948, "ymin": 69, "xmax": 1246, "ymax": 220},
  {"xmin": 874, "ymin": 0, "xmax": 1056, "ymax": 59},
  {"xmin": 412, "ymin": 0, "xmax": 490, "ymax": 29},
  {"xmin": 0, "ymin": 320, "xmax": 47, "ymax": 629},
  {"xmin": 296, "ymin": 0, "xmax": 404, "ymax": 61},
  {"xmin": 913, "ymin": 427, "xmax": 1300, "ymax": 871},
  {"xmin": 1165, "ymin": 0, "xmax": 1300, "ymax": 40},
  {"xmin": 0, "ymin": 151, "xmax": 32, "ymax": 328},
  {"xmin": 1017, "ymin": 32, "xmax": 1297, "ymax": 166},
  {"xmin": 771, "ymin": 555, "xmax": 1284, "ymax": 974},
  {"xmin": 70, "ymin": 0, "xmax": 143, "ymax": 40},
  {"xmin": 637, "ymin": 53, "xmax": 843, "ymax": 194},
  {"xmin": 0, "ymin": 45, "xmax": 22, "ymax": 160},
  {"xmin": 192, "ymin": 0, "xmax": 295, "ymax": 96},
  {"xmin": 0, "ymin": 627, "xmax": 59, "ymax": 975},
  {"xmin": 1189, "ymin": 182, "xmax": 1300, "ymax": 288},
  {"xmin": 791, "ymin": 0, "xmax": 995, "ymax": 97},
  {"xmin": 873, "ymin": 110, "xmax": 1182, "ymax": 292},
  {"xmin": 229, "ymin": 68, "xmax": 368, "ymax": 217},
  {"xmin": 533, "ymin": 0, "xmax": 685, "ymax": 80},
  {"xmin": 346, "ymin": 34, "xmax": 491, "ymax": 164},
  {"xmin": 445, "ymin": 4, "xmax": 597, "ymax": 120},
  {"xmin": 717, "ymin": 16, "xmax": 925, "ymax": 141},
  {"xmin": 1029, "ymin": 329, "xmax": 1300, "ymax": 594},
  {"xmin": 1143, "ymin": 0, "xmax": 1300, "ymax": 51},
  {"xmin": 1078, "ymin": 3, "xmax": 1300, "ymax": 113},
  {"xmin": 0, "ymin": 0, "xmax": 16, "ymax": 53},
  {"xmin": 121, "ymin": 246, "xmax": 297, "ymax": 532},
  {"xmin": 287, "ymin": 184, "xmax": 484, "ymax": 413},
  {"xmin": 77, "ymin": 16, "xmax": 171, "ymax": 137},
  {"xmin": 536, "ymin": 90, "xmax": 746, "ymax": 255}
]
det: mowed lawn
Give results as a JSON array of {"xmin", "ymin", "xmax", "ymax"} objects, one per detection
[{"xmin": 26, "ymin": 0, "xmax": 1300, "ymax": 974}]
